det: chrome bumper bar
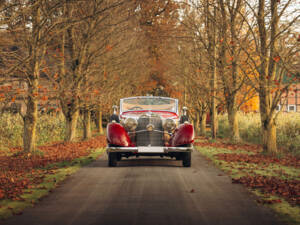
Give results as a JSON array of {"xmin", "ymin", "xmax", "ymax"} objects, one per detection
[{"xmin": 106, "ymin": 146, "xmax": 193, "ymax": 154}]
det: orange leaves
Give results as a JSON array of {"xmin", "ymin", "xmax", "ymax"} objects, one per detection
[
  {"xmin": 232, "ymin": 175, "xmax": 300, "ymax": 206},
  {"xmin": 11, "ymin": 96, "xmax": 16, "ymax": 103},
  {"xmin": 273, "ymin": 56, "xmax": 280, "ymax": 62},
  {"xmin": 106, "ymin": 45, "xmax": 113, "ymax": 52},
  {"xmin": 41, "ymin": 96, "xmax": 48, "ymax": 101},
  {"xmin": 0, "ymin": 136, "xmax": 107, "ymax": 201},
  {"xmin": 0, "ymin": 93, "xmax": 4, "ymax": 98},
  {"xmin": 93, "ymin": 90, "xmax": 100, "ymax": 95},
  {"xmin": 103, "ymin": 71, "xmax": 107, "ymax": 80},
  {"xmin": 196, "ymin": 139, "xmax": 300, "ymax": 206},
  {"xmin": 42, "ymin": 68, "xmax": 49, "ymax": 74}
]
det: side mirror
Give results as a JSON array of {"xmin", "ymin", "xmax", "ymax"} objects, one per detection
[
  {"xmin": 180, "ymin": 106, "xmax": 189, "ymax": 124},
  {"xmin": 112, "ymin": 105, "xmax": 118, "ymax": 115},
  {"xmin": 182, "ymin": 106, "xmax": 188, "ymax": 116},
  {"xmin": 110, "ymin": 105, "xmax": 120, "ymax": 123}
]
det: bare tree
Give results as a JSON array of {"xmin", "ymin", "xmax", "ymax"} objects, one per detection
[
  {"xmin": 241, "ymin": 0, "xmax": 299, "ymax": 153},
  {"xmin": 0, "ymin": 0, "xmax": 65, "ymax": 152}
]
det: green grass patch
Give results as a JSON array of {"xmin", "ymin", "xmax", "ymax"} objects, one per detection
[
  {"xmin": 251, "ymin": 190, "xmax": 300, "ymax": 225},
  {"xmin": 0, "ymin": 148, "xmax": 105, "ymax": 220},
  {"xmin": 197, "ymin": 146, "xmax": 300, "ymax": 225},
  {"xmin": 217, "ymin": 112, "xmax": 300, "ymax": 156}
]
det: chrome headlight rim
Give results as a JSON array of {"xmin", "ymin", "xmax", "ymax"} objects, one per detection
[
  {"xmin": 124, "ymin": 117, "xmax": 138, "ymax": 131},
  {"xmin": 163, "ymin": 118, "xmax": 176, "ymax": 132}
]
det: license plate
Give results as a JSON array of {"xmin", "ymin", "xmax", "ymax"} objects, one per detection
[{"xmin": 138, "ymin": 147, "xmax": 164, "ymax": 153}]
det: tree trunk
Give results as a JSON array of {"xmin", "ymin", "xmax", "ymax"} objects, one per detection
[
  {"xmin": 23, "ymin": 81, "xmax": 38, "ymax": 152},
  {"xmin": 194, "ymin": 112, "xmax": 200, "ymax": 136},
  {"xmin": 210, "ymin": 106, "xmax": 218, "ymax": 139},
  {"xmin": 65, "ymin": 110, "xmax": 79, "ymax": 142},
  {"xmin": 23, "ymin": 5, "xmax": 41, "ymax": 152},
  {"xmin": 200, "ymin": 112, "xmax": 207, "ymax": 136},
  {"xmin": 261, "ymin": 116, "xmax": 277, "ymax": 154},
  {"xmin": 257, "ymin": 0, "xmax": 279, "ymax": 154},
  {"xmin": 205, "ymin": 1, "xmax": 218, "ymax": 139},
  {"xmin": 259, "ymin": 86, "xmax": 278, "ymax": 154},
  {"xmin": 62, "ymin": 98, "xmax": 80, "ymax": 142},
  {"xmin": 83, "ymin": 108, "xmax": 91, "ymax": 139},
  {"xmin": 97, "ymin": 109, "xmax": 104, "ymax": 134},
  {"xmin": 95, "ymin": 105, "xmax": 104, "ymax": 134},
  {"xmin": 228, "ymin": 107, "xmax": 240, "ymax": 142}
]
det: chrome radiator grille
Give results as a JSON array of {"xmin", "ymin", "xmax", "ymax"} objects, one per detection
[{"xmin": 136, "ymin": 115, "xmax": 164, "ymax": 146}]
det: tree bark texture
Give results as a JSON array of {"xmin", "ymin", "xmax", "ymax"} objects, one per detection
[
  {"xmin": 23, "ymin": 5, "xmax": 43, "ymax": 152},
  {"xmin": 257, "ymin": 0, "xmax": 279, "ymax": 153},
  {"xmin": 62, "ymin": 98, "xmax": 80, "ymax": 142},
  {"xmin": 200, "ymin": 112, "xmax": 207, "ymax": 136},
  {"xmin": 95, "ymin": 106, "xmax": 104, "ymax": 134},
  {"xmin": 205, "ymin": 3, "xmax": 218, "ymax": 139},
  {"xmin": 23, "ymin": 80, "xmax": 38, "ymax": 152},
  {"xmin": 195, "ymin": 112, "xmax": 200, "ymax": 136},
  {"xmin": 83, "ymin": 109, "xmax": 92, "ymax": 139},
  {"xmin": 227, "ymin": 105, "xmax": 240, "ymax": 142},
  {"xmin": 260, "ymin": 93, "xmax": 278, "ymax": 153},
  {"xmin": 65, "ymin": 110, "xmax": 79, "ymax": 142}
]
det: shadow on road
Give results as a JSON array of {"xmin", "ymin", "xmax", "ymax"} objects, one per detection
[{"xmin": 88, "ymin": 157, "xmax": 182, "ymax": 168}]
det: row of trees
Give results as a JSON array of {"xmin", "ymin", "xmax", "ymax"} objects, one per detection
[
  {"xmin": 0, "ymin": 0, "xmax": 299, "ymax": 154},
  {"xmin": 174, "ymin": 0, "xmax": 299, "ymax": 153},
  {"xmin": 0, "ymin": 0, "xmax": 147, "ymax": 151},
  {"xmin": 0, "ymin": 0, "xmax": 185, "ymax": 152}
]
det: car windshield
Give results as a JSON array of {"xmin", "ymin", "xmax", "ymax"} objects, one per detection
[{"xmin": 121, "ymin": 97, "xmax": 177, "ymax": 113}]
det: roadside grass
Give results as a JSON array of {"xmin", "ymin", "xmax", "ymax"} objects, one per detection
[
  {"xmin": 195, "ymin": 139, "xmax": 300, "ymax": 225},
  {"xmin": 217, "ymin": 112, "xmax": 300, "ymax": 156},
  {"xmin": 0, "ymin": 148, "xmax": 105, "ymax": 220},
  {"xmin": 0, "ymin": 112, "xmax": 98, "ymax": 153}
]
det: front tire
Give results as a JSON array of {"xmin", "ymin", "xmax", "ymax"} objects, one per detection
[
  {"xmin": 108, "ymin": 152, "xmax": 117, "ymax": 167},
  {"xmin": 182, "ymin": 152, "xmax": 191, "ymax": 167}
]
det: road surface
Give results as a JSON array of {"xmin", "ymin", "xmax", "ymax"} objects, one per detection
[{"xmin": 3, "ymin": 150, "xmax": 281, "ymax": 225}]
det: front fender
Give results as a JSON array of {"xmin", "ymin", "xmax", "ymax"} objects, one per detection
[
  {"xmin": 107, "ymin": 123, "xmax": 132, "ymax": 147},
  {"xmin": 171, "ymin": 123, "xmax": 194, "ymax": 147}
]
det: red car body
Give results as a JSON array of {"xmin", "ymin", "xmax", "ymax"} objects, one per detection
[{"xmin": 106, "ymin": 96, "xmax": 194, "ymax": 167}]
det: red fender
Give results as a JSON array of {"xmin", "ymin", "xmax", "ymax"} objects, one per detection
[
  {"xmin": 171, "ymin": 123, "xmax": 194, "ymax": 147},
  {"xmin": 107, "ymin": 123, "xmax": 133, "ymax": 147}
]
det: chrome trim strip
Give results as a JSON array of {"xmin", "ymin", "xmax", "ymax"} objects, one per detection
[
  {"xmin": 127, "ymin": 129, "xmax": 170, "ymax": 134},
  {"xmin": 106, "ymin": 146, "xmax": 193, "ymax": 153},
  {"xmin": 120, "ymin": 96, "xmax": 178, "ymax": 115}
]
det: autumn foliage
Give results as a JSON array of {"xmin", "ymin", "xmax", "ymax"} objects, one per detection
[
  {"xmin": 232, "ymin": 176, "xmax": 300, "ymax": 206},
  {"xmin": 195, "ymin": 138, "xmax": 300, "ymax": 206},
  {"xmin": 0, "ymin": 136, "xmax": 106, "ymax": 201}
]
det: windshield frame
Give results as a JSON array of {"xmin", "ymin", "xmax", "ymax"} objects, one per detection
[{"xmin": 120, "ymin": 96, "xmax": 178, "ymax": 114}]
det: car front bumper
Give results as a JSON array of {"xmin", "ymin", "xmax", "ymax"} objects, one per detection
[{"xmin": 106, "ymin": 146, "xmax": 193, "ymax": 154}]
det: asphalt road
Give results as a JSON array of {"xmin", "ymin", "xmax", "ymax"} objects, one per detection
[{"xmin": 3, "ymin": 150, "xmax": 281, "ymax": 225}]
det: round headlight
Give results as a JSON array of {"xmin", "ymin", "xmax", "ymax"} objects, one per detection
[
  {"xmin": 163, "ymin": 119, "xmax": 176, "ymax": 132},
  {"xmin": 124, "ymin": 118, "xmax": 138, "ymax": 131}
]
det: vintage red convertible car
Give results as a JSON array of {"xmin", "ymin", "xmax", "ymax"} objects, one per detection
[{"xmin": 106, "ymin": 96, "xmax": 194, "ymax": 167}]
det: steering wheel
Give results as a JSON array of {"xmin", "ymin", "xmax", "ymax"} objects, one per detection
[{"xmin": 129, "ymin": 106, "xmax": 143, "ymax": 110}]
